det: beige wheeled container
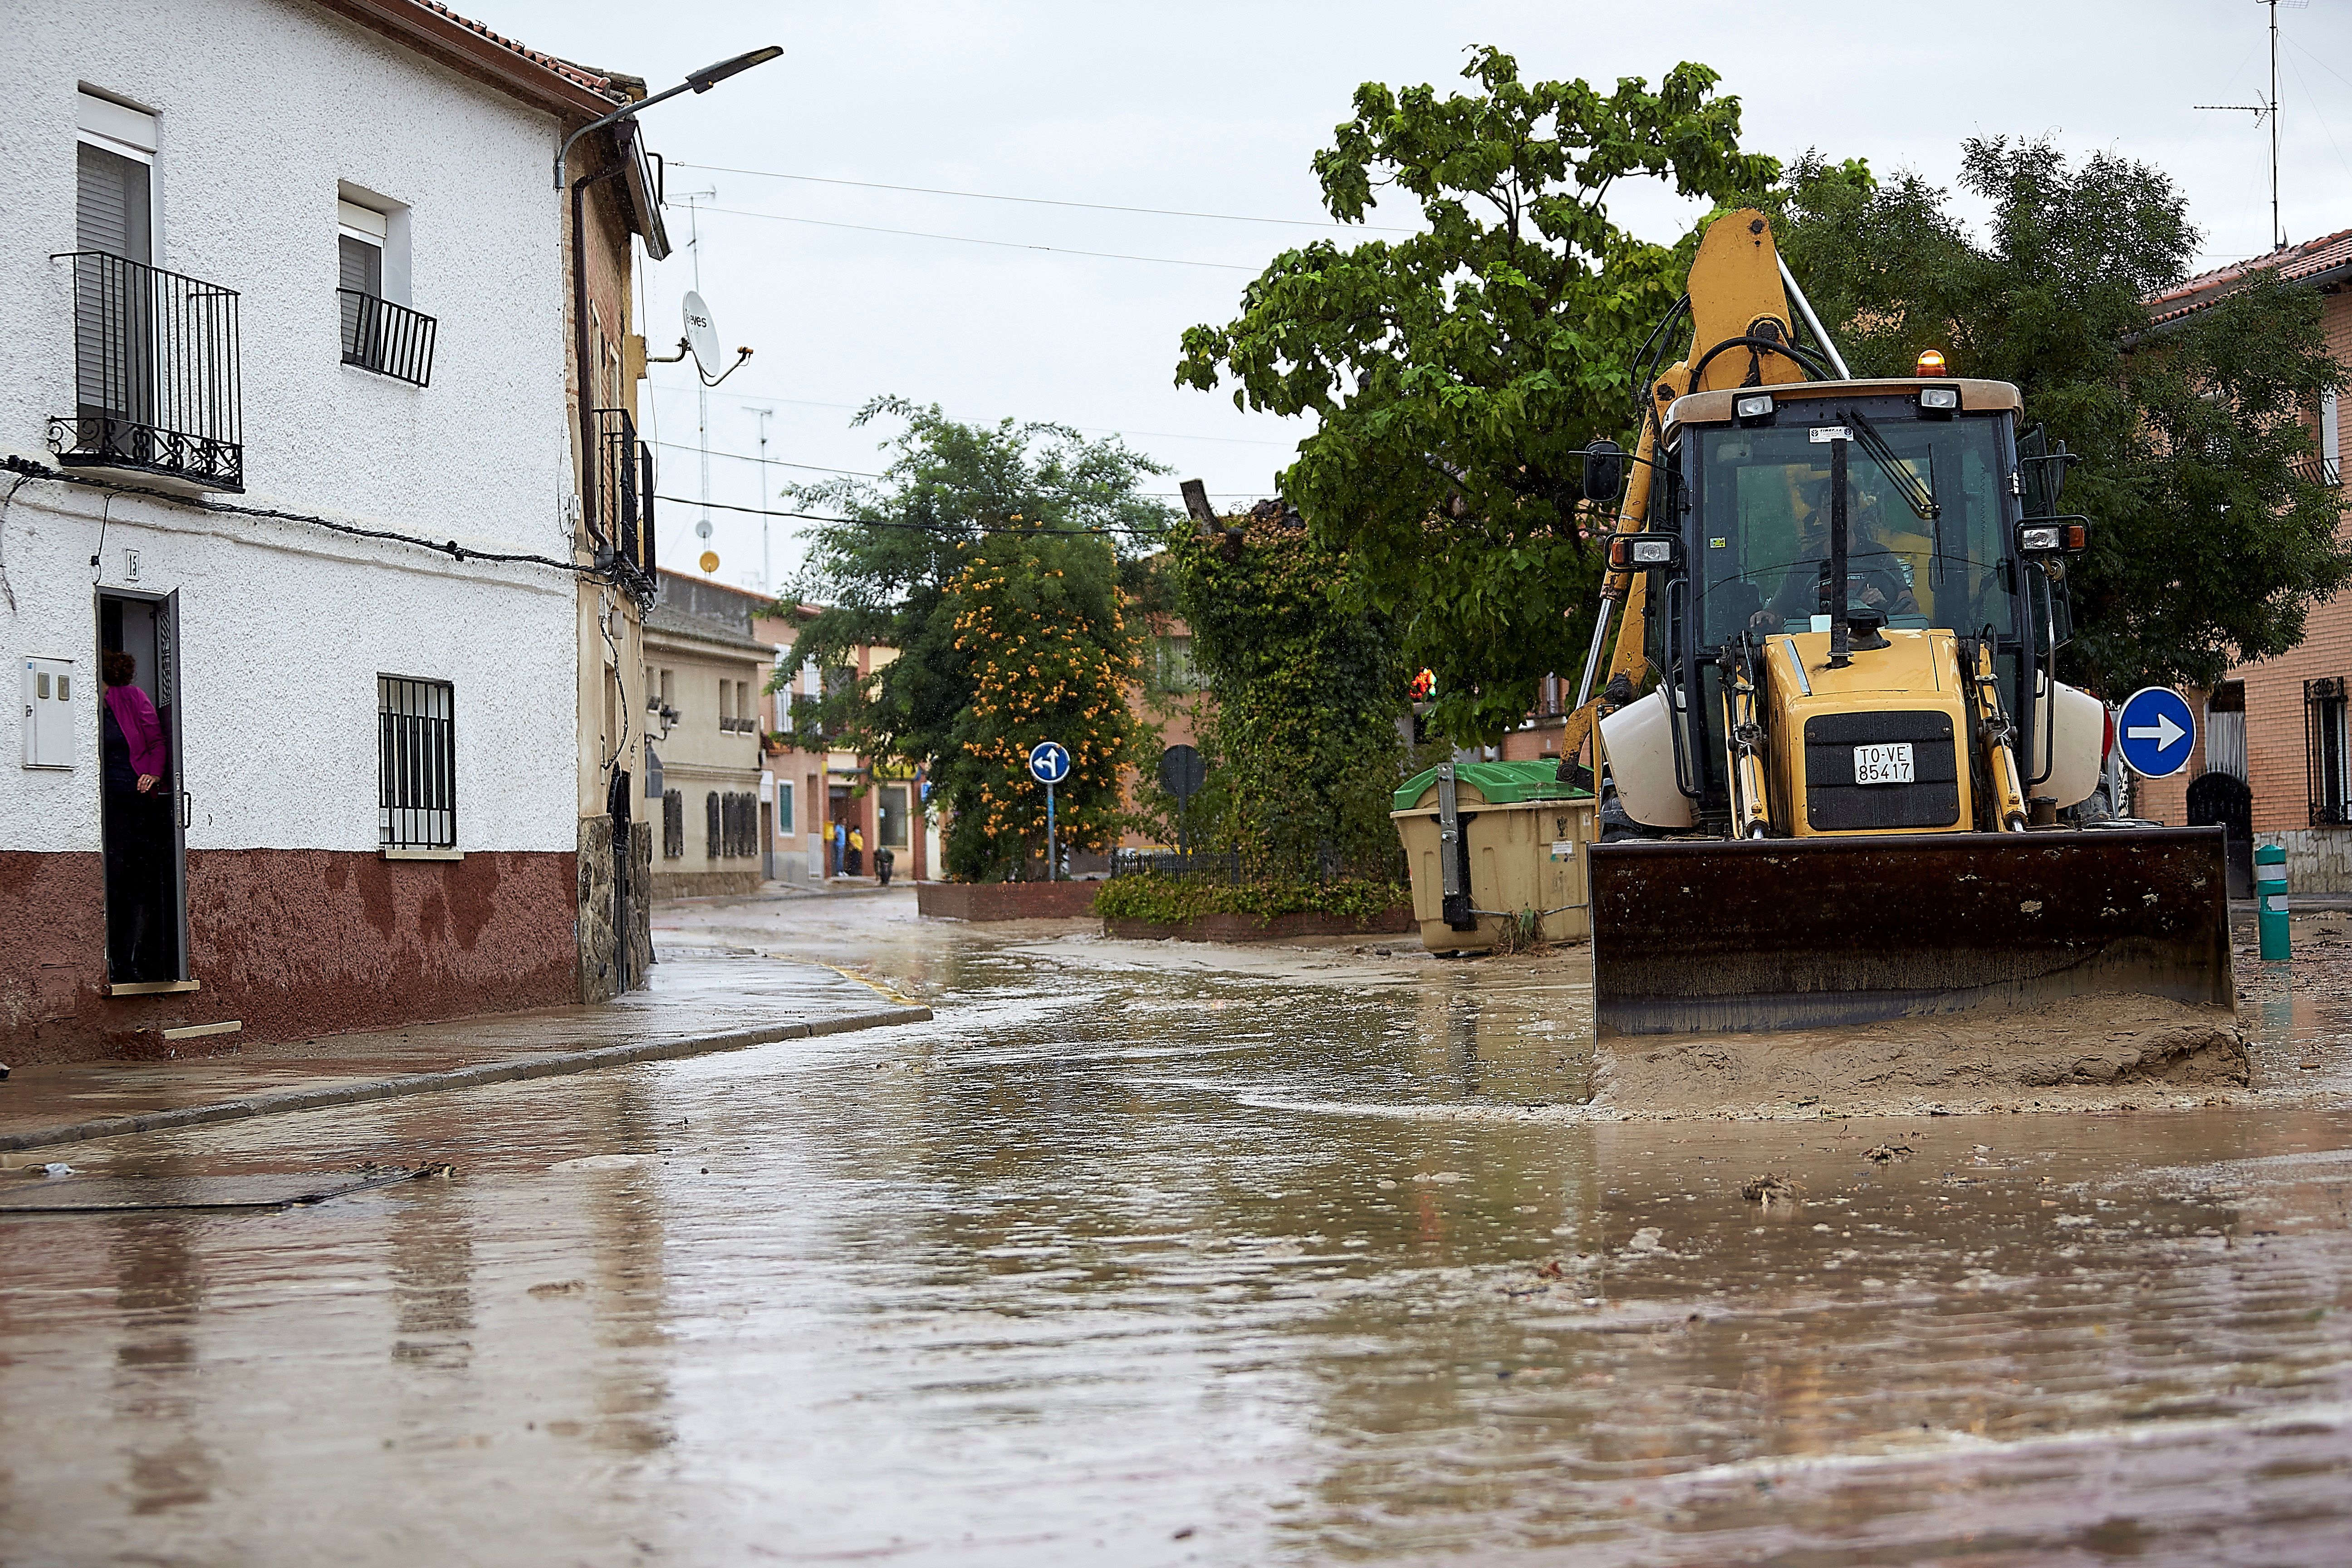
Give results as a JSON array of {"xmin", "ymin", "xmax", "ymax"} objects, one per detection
[{"xmin": 1391, "ymin": 761, "xmax": 1598, "ymax": 953}]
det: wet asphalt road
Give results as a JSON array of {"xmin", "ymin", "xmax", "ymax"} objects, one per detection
[{"xmin": 3, "ymin": 890, "xmax": 2350, "ymax": 1566}]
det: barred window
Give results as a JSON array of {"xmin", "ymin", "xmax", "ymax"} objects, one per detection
[
  {"xmin": 705, "ymin": 790, "xmax": 721, "ymax": 857},
  {"xmin": 378, "ymin": 676, "xmax": 455, "ymax": 848},
  {"xmin": 2308, "ymin": 678, "xmax": 2349, "ymax": 827},
  {"xmin": 662, "ymin": 789, "xmax": 684, "ymax": 859}
]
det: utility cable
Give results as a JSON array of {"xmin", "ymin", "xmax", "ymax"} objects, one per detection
[
  {"xmin": 655, "ymin": 494, "xmax": 1169, "ymax": 537},
  {"xmin": 667, "ymin": 161, "xmax": 1412, "ymax": 232},
  {"xmin": 0, "ymin": 456, "xmax": 602, "ymax": 578},
  {"xmin": 688, "ymin": 204, "xmax": 1257, "ymax": 270}
]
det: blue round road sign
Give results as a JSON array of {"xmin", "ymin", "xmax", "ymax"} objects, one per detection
[
  {"xmin": 2116, "ymin": 686, "xmax": 2196, "ymax": 779},
  {"xmin": 1027, "ymin": 740, "xmax": 1071, "ymax": 785}
]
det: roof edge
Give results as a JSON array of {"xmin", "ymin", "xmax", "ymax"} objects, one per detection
[{"xmin": 305, "ymin": 0, "xmax": 624, "ymax": 119}]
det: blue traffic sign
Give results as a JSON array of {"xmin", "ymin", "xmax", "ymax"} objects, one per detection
[
  {"xmin": 1027, "ymin": 740, "xmax": 1071, "ymax": 785},
  {"xmin": 2116, "ymin": 686, "xmax": 2196, "ymax": 779}
]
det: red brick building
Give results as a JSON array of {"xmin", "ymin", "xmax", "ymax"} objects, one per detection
[{"xmin": 2130, "ymin": 230, "xmax": 2350, "ymax": 889}]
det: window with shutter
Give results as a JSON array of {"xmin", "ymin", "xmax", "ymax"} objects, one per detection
[{"xmin": 74, "ymin": 138, "xmax": 154, "ymax": 430}]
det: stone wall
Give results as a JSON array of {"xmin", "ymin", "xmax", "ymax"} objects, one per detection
[{"xmin": 576, "ymin": 816, "xmax": 656, "ymax": 1002}]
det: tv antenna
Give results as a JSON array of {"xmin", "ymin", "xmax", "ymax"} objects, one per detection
[{"xmin": 2196, "ymin": 0, "xmax": 2307, "ymax": 253}]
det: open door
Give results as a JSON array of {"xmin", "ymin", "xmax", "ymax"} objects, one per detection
[{"xmin": 98, "ymin": 588, "xmax": 189, "ymax": 986}]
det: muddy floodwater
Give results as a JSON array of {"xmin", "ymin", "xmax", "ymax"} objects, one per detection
[{"xmin": 5, "ymin": 892, "xmax": 2352, "ymax": 1565}]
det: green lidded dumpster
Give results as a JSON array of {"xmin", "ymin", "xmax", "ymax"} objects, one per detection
[{"xmin": 1390, "ymin": 761, "xmax": 1597, "ymax": 952}]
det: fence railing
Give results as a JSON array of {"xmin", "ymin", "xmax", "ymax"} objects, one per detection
[
  {"xmin": 338, "ymin": 288, "xmax": 437, "ymax": 387},
  {"xmin": 1109, "ymin": 849, "xmax": 1241, "ymax": 883},
  {"xmin": 2289, "ymin": 454, "xmax": 2344, "ymax": 489},
  {"xmin": 50, "ymin": 250, "xmax": 243, "ymax": 491},
  {"xmin": 592, "ymin": 407, "xmax": 656, "ymax": 584}
]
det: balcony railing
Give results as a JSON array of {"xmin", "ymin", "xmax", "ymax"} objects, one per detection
[
  {"xmin": 338, "ymin": 289, "xmax": 437, "ymax": 387},
  {"xmin": 2289, "ymin": 454, "xmax": 2344, "ymax": 488},
  {"xmin": 591, "ymin": 407, "xmax": 656, "ymax": 585},
  {"xmin": 49, "ymin": 251, "xmax": 243, "ymax": 491}
]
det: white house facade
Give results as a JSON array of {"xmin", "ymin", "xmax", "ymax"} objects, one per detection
[{"xmin": 0, "ymin": 0, "xmax": 654, "ymax": 1059}]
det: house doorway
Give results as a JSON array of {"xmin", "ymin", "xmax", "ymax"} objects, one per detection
[{"xmin": 97, "ymin": 590, "xmax": 188, "ymax": 985}]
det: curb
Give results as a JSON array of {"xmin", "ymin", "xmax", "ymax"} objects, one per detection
[{"xmin": 0, "ymin": 1004, "xmax": 934, "ymax": 1155}]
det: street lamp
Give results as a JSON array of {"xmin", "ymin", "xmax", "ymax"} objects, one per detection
[
  {"xmin": 560, "ymin": 44, "xmax": 779, "ymax": 1001},
  {"xmin": 564, "ymin": 42, "xmax": 780, "ymax": 576},
  {"xmin": 554, "ymin": 46, "xmax": 783, "ymax": 189}
]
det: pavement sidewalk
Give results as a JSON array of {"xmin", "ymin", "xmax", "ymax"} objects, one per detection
[{"xmin": 0, "ymin": 951, "xmax": 931, "ymax": 1155}]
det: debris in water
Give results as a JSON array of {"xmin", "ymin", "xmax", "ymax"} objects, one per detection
[
  {"xmin": 1741, "ymin": 1174, "xmax": 1803, "ymax": 1209},
  {"xmin": 1862, "ymin": 1145, "xmax": 1914, "ymax": 1165},
  {"xmin": 529, "ymin": 1279, "xmax": 587, "ymax": 1297}
]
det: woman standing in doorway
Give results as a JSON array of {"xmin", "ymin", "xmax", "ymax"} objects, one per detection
[{"xmin": 101, "ymin": 651, "xmax": 171, "ymax": 981}]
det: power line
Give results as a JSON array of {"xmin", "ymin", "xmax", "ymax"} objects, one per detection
[
  {"xmin": 690, "ymin": 204, "xmax": 1257, "ymax": 271},
  {"xmin": 657, "ymin": 494, "xmax": 1167, "ymax": 536},
  {"xmin": 648, "ymin": 437, "xmax": 1260, "ymax": 499},
  {"xmin": 668, "ymin": 161, "xmax": 1412, "ymax": 233},
  {"xmin": 652, "ymin": 439, "xmax": 880, "ymax": 477},
  {"xmin": 646, "ymin": 380, "xmax": 1292, "ymax": 447}
]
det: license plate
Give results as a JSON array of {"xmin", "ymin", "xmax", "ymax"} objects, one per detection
[{"xmin": 1853, "ymin": 742, "xmax": 1914, "ymax": 785}]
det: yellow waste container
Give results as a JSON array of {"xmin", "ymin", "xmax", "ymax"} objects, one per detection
[{"xmin": 1391, "ymin": 761, "xmax": 1597, "ymax": 952}]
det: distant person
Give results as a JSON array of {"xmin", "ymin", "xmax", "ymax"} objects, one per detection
[
  {"xmin": 100, "ymin": 650, "xmax": 170, "ymax": 981},
  {"xmin": 874, "ymin": 846, "xmax": 894, "ymax": 887},
  {"xmin": 832, "ymin": 819, "xmax": 846, "ymax": 876},
  {"xmin": 848, "ymin": 825, "xmax": 865, "ymax": 877}
]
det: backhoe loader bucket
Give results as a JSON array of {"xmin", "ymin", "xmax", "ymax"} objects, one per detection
[{"xmin": 1589, "ymin": 827, "xmax": 2234, "ymax": 1035}]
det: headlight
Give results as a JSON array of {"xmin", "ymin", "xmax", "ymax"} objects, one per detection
[
  {"xmin": 1734, "ymin": 392, "xmax": 1775, "ymax": 423},
  {"xmin": 2019, "ymin": 526, "xmax": 2061, "ymax": 553},
  {"xmin": 1917, "ymin": 386, "xmax": 1960, "ymax": 412},
  {"xmin": 1607, "ymin": 533, "xmax": 1683, "ymax": 572}
]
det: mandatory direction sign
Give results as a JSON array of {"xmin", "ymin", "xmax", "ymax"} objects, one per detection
[
  {"xmin": 1027, "ymin": 740, "xmax": 1071, "ymax": 785},
  {"xmin": 2117, "ymin": 685, "xmax": 2196, "ymax": 779}
]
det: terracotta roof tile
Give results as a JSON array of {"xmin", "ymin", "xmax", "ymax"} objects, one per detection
[
  {"xmin": 405, "ymin": 0, "xmax": 625, "ymax": 102},
  {"xmin": 2145, "ymin": 225, "xmax": 2352, "ymax": 323}
]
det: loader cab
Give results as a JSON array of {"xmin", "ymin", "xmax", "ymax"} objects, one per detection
[{"xmin": 1652, "ymin": 378, "xmax": 2063, "ymax": 829}]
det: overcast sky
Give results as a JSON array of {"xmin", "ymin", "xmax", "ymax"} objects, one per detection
[{"xmin": 470, "ymin": 0, "xmax": 2352, "ymax": 597}]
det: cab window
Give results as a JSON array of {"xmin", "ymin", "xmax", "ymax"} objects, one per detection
[{"xmin": 1692, "ymin": 407, "xmax": 2012, "ymax": 646}]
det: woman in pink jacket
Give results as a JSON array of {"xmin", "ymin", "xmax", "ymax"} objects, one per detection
[{"xmin": 101, "ymin": 650, "xmax": 172, "ymax": 980}]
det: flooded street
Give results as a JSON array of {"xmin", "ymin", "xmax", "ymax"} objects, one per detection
[{"xmin": 5, "ymin": 892, "xmax": 2351, "ymax": 1565}]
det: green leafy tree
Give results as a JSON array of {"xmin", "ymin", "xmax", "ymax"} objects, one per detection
[
  {"xmin": 781, "ymin": 399, "xmax": 1175, "ymax": 877},
  {"xmin": 1169, "ymin": 508, "xmax": 1408, "ymax": 880},
  {"xmin": 1775, "ymin": 139, "xmax": 2351, "ymax": 692},
  {"xmin": 1176, "ymin": 48, "xmax": 1778, "ymax": 742}
]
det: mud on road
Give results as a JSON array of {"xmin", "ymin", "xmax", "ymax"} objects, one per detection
[{"xmin": 0, "ymin": 891, "xmax": 2347, "ymax": 1565}]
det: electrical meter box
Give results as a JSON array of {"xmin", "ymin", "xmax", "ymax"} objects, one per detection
[{"xmin": 23, "ymin": 657, "xmax": 76, "ymax": 769}]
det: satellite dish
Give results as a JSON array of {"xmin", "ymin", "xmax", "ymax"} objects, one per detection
[
  {"xmin": 699, "ymin": 550, "xmax": 720, "ymax": 574},
  {"xmin": 681, "ymin": 291, "xmax": 724, "ymax": 381},
  {"xmin": 694, "ymin": 518, "xmax": 714, "ymax": 540}
]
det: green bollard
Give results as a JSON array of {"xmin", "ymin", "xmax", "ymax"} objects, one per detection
[{"xmin": 2256, "ymin": 842, "xmax": 2291, "ymax": 961}]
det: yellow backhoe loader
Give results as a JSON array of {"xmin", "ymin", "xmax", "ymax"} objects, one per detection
[{"xmin": 1563, "ymin": 210, "xmax": 2232, "ymax": 1034}]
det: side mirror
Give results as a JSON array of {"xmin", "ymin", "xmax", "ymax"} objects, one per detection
[{"xmin": 1581, "ymin": 439, "xmax": 1625, "ymax": 502}]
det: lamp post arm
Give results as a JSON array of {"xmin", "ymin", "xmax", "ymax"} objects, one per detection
[{"xmin": 554, "ymin": 78, "xmax": 699, "ymax": 189}]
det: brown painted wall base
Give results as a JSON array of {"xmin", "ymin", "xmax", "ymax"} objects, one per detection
[
  {"xmin": 916, "ymin": 880, "xmax": 1101, "ymax": 921},
  {"xmin": 1104, "ymin": 907, "xmax": 1414, "ymax": 943},
  {"xmin": 0, "ymin": 849, "xmax": 575, "ymax": 1065}
]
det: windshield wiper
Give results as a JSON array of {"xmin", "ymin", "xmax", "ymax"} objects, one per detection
[{"xmin": 1844, "ymin": 408, "xmax": 1939, "ymax": 522}]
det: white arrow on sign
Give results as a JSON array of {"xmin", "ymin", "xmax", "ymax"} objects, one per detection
[{"xmin": 2127, "ymin": 712, "xmax": 2187, "ymax": 750}]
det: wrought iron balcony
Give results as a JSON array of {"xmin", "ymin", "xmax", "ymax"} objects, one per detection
[
  {"xmin": 591, "ymin": 407, "xmax": 656, "ymax": 586},
  {"xmin": 2288, "ymin": 454, "xmax": 2344, "ymax": 489},
  {"xmin": 338, "ymin": 289, "xmax": 437, "ymax": 387},
  {"xmin": 49, "ymin": 251, "xmax": 243, "ymax": 491}
]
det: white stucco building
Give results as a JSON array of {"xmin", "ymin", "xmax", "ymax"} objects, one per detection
[{"xmin": 0, "ymin": 0, "xmax": 666, "ymax": 1058}]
